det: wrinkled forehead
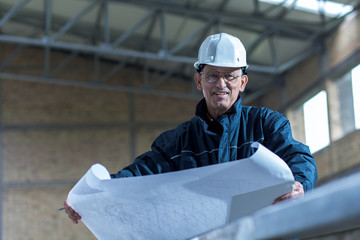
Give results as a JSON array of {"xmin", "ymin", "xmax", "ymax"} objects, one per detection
[{"xmin": 203, "ymin": 65, "xmax": 242, "ymax": 74}]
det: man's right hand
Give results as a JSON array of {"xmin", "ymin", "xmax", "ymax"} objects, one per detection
[{"xmin": 64, "ymin": 200, "xmax": 81, "ymax": 224}]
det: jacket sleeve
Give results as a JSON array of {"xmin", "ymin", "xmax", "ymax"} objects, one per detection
[
  {"xmin": 263, "ymin": 110, "xmax": 318, "ymax": 191},
  {"xmin": 110, "ymin": 130, "xmax": 176, "ymax": 178}
]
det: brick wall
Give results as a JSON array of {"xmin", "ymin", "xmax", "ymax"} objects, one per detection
[
  {"xmin": 252, "ymin": 11, "xmax": 360, "ymax": 187},
  {"xmin": 1, "ymin": 44, "xmax": 198, "ymax": 239},
  {"xmin": 250, "ymin": 11, "xmax": 360, "ymax": 238}
]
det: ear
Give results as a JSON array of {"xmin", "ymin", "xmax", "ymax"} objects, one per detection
[
  {"xmin": 194, "ymin": 73, "xmax": 202, "ymax": 91},
  {"xmin": 239, "ymin": 75, "xmax": 248, "ymax": 92}
]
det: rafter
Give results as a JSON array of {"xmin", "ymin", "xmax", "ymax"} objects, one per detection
[
  {"xmin": 0, "ymin": 0, "xmax": 357, "ymax": 101},
  {"xmin": 51, "ymin": 0, "xmax": 99, "ymax": 41},
  {"xmin": 0, "ymin": 0, "xmax": 30, "ymax": 28},
  {"xmin": 111, "ymin": 8, "xmax": 158, "ymax": 48}
]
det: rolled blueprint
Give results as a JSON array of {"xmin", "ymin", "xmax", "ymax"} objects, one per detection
[{"xmin": 67, "ymin": 142, "xmax": 294, "ymax": 240}]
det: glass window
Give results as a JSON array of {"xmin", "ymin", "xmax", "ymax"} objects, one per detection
[
  {"xmin": 303, "ymin": 91, "xmax": 330, "ymax": 153},
  {"xmin": 259, "ymin": 0, "xmax": 353, "ymax": 18},
  {"xmin": 332, "ymin": 72, "xmax": 356, "ymax": 138},
  {"xmin": 352, "ymin": 64, "xmax": 360, "ymax": 129}
]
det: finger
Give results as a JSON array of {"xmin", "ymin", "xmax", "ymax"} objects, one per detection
[
  {"xmin": 273, "ymin": 182, "xmax": 305, "ymax": 204},
  {"xmin": 273, "ymin": 192, "xmax": 292, "ymax": 204},
  {"xmin": 292, "ymin": 181, "xmax": 304, "ymax": 197},
  {"xmin": 295, "ymin": 181, "xmax": 304, "ymax": 190},
  {"xmin": 69, "ymin": 210, "xmax": 81, "ymax": 220},
  {"xmin": 67, "ymin": 212, "xmax": 81, "ymax": 223},
  {"xmin": 64, "ymin": 200, "xmax": 81, "ymax": 223},
  {"xmin": 290, "ymin": 189, "xmax": 304, "ymax": 199},
  {"xmin": 68, "ymin": 215, "xmax": 79, "ymax": 224}
]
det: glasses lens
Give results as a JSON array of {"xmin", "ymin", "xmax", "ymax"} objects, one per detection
[
  {"xmin": 203, "ymin": 71, "xmax": 239, "ymax": 83},
  {"xmin": 206, "ymin": 73, "xmax": 219, "ymax": 83},
  {"xmin": 225, "ymin": 74, "xmax": 238, "ymax": 82}
]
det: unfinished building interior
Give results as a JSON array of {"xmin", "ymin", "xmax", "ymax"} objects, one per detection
[{"xmin": 1, "ymin": 0, "xmax": 360, "ymax": 239}]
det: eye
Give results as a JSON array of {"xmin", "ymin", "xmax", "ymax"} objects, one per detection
[
  {"xmin": 225, "ymin": 74, "xmax": 236, "ymax": 81},
  {"xmin": 208, "ymin": 74, "xmax": 218, "ymax": 78},
  {"xmin": 206, "ymin": 74, "xmax": 219, "ymax": 82}
]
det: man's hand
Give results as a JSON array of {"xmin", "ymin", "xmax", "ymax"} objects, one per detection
[
  {"xmin": 273, "ymin": 181, "xmax": 304, "ymax": 204},
  {"xmin": 64, "ymin": 200, "xmax": 82, "ymax": 224}
]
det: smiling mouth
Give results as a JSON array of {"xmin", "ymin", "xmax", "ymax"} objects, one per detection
[{"xmin": 214, "ymin": 92, "xmax": 229, "ymax": 96}]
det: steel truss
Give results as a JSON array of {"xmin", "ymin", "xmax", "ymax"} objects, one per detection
[{"xmin": 0, "ymin": 0, "xmax": 358, "ymax": 100}]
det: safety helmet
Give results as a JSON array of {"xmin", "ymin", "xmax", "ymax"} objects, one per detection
[{"xmin": 194, "ymin": 33, "xmax": 248, "ymax": 70}]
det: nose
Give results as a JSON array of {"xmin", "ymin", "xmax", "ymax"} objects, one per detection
[{"xmin": 216, "ymin": 76, "xmax": 227, "ymax": 88}]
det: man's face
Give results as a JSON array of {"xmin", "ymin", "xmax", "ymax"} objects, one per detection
[{"xmin": 194, "ymin": 65, "xmax": 248, "ymax": 118}]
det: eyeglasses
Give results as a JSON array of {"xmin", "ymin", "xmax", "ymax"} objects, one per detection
[{"xmin": 200, "ymin": 71, "xmax": 240, "ymax": 84}]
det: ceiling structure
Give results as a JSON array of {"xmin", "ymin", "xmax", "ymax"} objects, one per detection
[{"xmin": 0, "ymin": 0, "xmax": 359, "ymax": 102}]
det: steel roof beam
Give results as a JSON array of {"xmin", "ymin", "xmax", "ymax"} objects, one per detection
[
  {"xmin": 103, "ymin": 1, "xmax": 110, "ymax": 44},
  {"xmin": 111, "ymin": 8, "xmax": 158, "ymax": 48},
  {"xmin": 0, "ymin": 44, "xmax": 24, "ymax": 71},
  {"xmin": 139, "ymin": 11, "xmax": 158, "ymax": 52},
  {"xmin": 51, "ymin": 0, "xmax": 99, "ymax": 41},
  {"xmin": 0, "ymin": 72, "xmax": 202, "ymax": 100},
  {"xmin": 0, "ymin": 0, "xmax": 352, "ymax": 89},
  {"xmin": 91, "ymin": 2, "xmax": 105, "ymax": 45},
  {"xmin": 0, "ymin": 1, "xmax": 316, "ymax": 43},
  {"xmin": 0, "ymin": 27, "xmax": 42, "ymax": 71},
  {"xmin": 100, "ymin": 60, "xmax": 126, "ymax": 82},
  {"xmin": 110, "ymin": 0, "xmax": 325, "ymax": 32},
  {"xmin": 43, "ymin": 0, "xmax": 52, "ymax": 76},
  {"xmin": 0, "ymin": 34, "xmax": 196, "ymax": 63},
  {"xmin": 262, "ymin": 0, "xmax": 287, "ymax": 15},
  {"xmin": 0, "ymin": 0, "xmax": 30, "ymax": 28},
  {"xmin": 276, "ymin": 43, "xmax": 321, "ymax": 73},
  {"xmin": 49, "ymin": 51, "xmax": 79, "ymax": 77},
  {"xmin": 269, "ymin": 31, "xmax": 279, "ymax": 68},
  {"xmin": 44, "ymin": 0, "xmax": 51, "ymax": 37},
  {"xmin": 274, "ymin": 0, "xmax": 298, "ymax": 20},
  {"xmin": 168, "ymin": 17, "xmax": 218, "ymax": 55},
  {"xmin": 0, "ymin": 33, "xmax": 279, "ymax": 74},
  {"xmin": 160, "ymin": 9, "xmax": 167, "ymax": 54},
  {"xmin": 246, "ymin": 28, "xmax": 273, "ymax": 56}
]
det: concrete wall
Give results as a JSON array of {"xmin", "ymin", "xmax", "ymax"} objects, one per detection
[{"xmin": 1, "ymin": 9, "xmax": 360, "ymax": 240}]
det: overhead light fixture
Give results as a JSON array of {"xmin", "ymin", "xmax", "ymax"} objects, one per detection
[{"xmin": 259, "ymin": 0, "xmax": 354, "ymax": 18}]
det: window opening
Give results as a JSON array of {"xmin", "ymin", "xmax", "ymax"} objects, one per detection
[
  {"xmin": 352, "ymin": 64, "xmax": 360, "ymax": 129},
  {"xmin": 303, "ymin": 90, "xmax": 330, "ymax": 153},
  {"xmin": 259, "ymin": 0, "xmax": 353, "ymax": 18}
]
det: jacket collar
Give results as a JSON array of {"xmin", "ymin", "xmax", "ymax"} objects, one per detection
[{"xmin": 195, "ymin": 95, "xmax": 243, "ymax": 121}]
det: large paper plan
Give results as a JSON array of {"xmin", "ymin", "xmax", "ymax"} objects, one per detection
[{"xmin": 67, "ymin": 142, "xmax": 295, "ymax": 240}]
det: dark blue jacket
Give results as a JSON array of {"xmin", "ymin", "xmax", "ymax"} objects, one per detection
[{"xmin": 111, "ymin": 97, "xmax": 318, "ymax": 191}]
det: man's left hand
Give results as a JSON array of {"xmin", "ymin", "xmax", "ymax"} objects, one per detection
[{"xmin": 273, "ymin": 181, "xmax": 304, "ymax": 204}]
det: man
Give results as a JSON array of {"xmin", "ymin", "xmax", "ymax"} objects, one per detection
[{"xmin": 65, "ymin": 32, "xmax": 318, "ymax": 223}]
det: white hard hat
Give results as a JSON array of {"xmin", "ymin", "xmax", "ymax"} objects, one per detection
[{"xmin": 194, "ymin": 33, "xmax": 248, "ymax": 70}]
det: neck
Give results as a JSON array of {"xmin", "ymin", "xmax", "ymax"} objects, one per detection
[{"xmin": 207, "ymin": 109, "xmax": 228, "ymax": 120}]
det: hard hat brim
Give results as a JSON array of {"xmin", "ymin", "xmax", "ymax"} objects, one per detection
[{"xmin": 194, "ymin": 62, "xmax": 248, "ymax": 70}]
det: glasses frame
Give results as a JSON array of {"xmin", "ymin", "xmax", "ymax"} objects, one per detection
[{"xmin": 199, "ymin": 70, "xmax": 241, "ymax": 84}]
